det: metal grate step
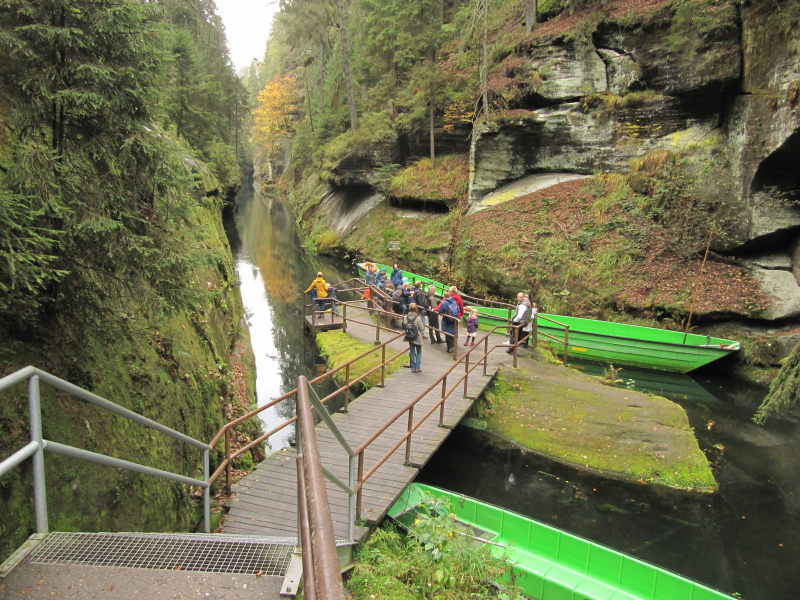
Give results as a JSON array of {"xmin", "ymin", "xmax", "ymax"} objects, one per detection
[{"xmin": 27, "ymin": 532, "xmax": 296, "ymax": 576}]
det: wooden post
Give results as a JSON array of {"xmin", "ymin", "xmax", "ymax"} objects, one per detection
[
  {"xmin": 483, "ymin": 337, "xmax": 489, "ymax": 376},
  {"xmin": 342, "ymin": 303, "xmax": 348, "ymax": 333},
  {"xmin": 374, "ymin": 313, "xmax": 380, "ymax": 345},
  {"xmin": 512, "ymin": 324, "xmax": 519, "ymax": 368},
  {"xmin": 356, "ymin": 451, "xmax": 364, "ymax": 519}
]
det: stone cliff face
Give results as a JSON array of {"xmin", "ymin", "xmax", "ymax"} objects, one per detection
[{"xmin": 309, "ymin": 0, "xmax": 800, "ymax": 364}]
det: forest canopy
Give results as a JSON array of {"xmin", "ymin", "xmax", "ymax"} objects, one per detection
[{"xmin": 0, "ymin": 0, "xmax": 246, "ymax": 328}]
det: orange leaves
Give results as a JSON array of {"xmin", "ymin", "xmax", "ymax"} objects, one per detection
[{"xmin": 252, "ymin": 74, "xmax": 297, "ymax": 156}]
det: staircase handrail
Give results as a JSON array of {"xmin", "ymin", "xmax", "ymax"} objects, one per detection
[{"xmin": 0, "ymin": 366, "xmax": 213, "ymax": 535}]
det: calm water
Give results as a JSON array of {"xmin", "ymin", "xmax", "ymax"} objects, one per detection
[
  {"xmin": 229, "ymin": 177, "xmax": 799, "ymax": 600},
  {"xmin": 225, "ymin": 179, "xmax": 353, "ymax": 449},
  {"xmin": 418, "ymin": 364, "xmax": 800, "ymax": 600}
]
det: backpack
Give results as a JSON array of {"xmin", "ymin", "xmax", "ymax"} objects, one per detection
[
  {"xmin": 448, "ymin": 300, "xmax": 460, "ymax": 317},
  {"xmin": 403, "ymin": 316, "xmax": 418, "ymax": 341}
]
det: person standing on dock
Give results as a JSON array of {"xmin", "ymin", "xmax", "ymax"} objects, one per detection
[
  {"xmin": 403, "ymin": 304, "xmax": 424, "ymax": 373},
  {"xmin": 304, "ymin": 272, "xmax": 329, "ymax": 312},
  {"xmin": 426, "ymin": 285, "xmax": 443, "ymax": 344},
  {"xmin": 437, "ymin": 291, "xmax": 459, "ymax": 353},
  {"xmin": 464, "ymin": 308, "xmax": 479, "ymax": 346},
  {"xmin": 505, "ymin": 292, "xmax": 532, "ymax": 352},
  {"xmin": 412, "ymin": 283, "xmax": 430, "ymax": 339},
  {"xmin": 449, "ymin": 286, "xmax": 465, "ymax": 318}
]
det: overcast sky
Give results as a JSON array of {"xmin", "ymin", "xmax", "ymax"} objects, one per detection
[{"xmin": 215, "ymin": 0, "xmax": 278, "ymax": 71}]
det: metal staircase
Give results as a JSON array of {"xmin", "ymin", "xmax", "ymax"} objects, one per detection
[{"xmin": 0, "ymin": 367, "xmax": 348, "ymax": 599}]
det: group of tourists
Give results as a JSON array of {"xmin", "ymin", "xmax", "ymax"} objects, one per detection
[{"xmin": 305, "ymin": 264, "xmax": 538, "ymax": 375}]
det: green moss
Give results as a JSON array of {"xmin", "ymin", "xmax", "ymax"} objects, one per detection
[
  {"xmin": 479, "ymin": 365, "xmax": 717, "ymax": 492},
  {"xmin": 316, "ymin": 330, "xmax": 408, "ymax": 389},
  {"xmin": 0, "ymin": 200, "xmax": 259, "ymax": 561}
]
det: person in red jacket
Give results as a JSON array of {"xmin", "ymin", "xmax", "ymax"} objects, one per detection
[{"xmin": 448, "ymin": 286, "xmax": 465, "ymax": 318}]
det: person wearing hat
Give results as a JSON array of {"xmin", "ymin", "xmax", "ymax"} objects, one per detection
[{"xmin": 304, "ymin": 272, "xmax": 329, "ymax": 312}]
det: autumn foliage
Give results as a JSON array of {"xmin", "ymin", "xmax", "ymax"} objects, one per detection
[{"xmin": 252, "ymin": 74, "xmax": 297, "ymax": 175}]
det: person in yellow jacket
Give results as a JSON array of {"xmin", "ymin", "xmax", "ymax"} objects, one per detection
[{"xmin": 305, "ymin": 272, "xmax": 329, "ymax": 312}]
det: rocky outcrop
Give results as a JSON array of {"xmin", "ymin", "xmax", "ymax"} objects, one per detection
[{"xmin": 469, "ymin": 96, "xmax": 719, "ymax": 203}]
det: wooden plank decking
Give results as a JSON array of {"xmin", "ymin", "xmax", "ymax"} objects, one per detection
[{"xmin": 224, "ymin": 311, "xmax": 514, "ymax": 542}]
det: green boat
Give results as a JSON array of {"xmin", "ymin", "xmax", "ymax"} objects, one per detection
[
  {"xmin": 387, "ymin": 483, "xmax": 737, "ymax": 600},
  {"xmin": 356, "ymin": 262, "xmax": 740, "ymax": 373}
]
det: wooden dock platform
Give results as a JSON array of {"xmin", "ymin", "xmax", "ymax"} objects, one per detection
[
  {"xmin": 302, "ymin": 310, "xmax": 344, "ymax": 332},
  {"xmin": 223, "ymin": 314, "xmax": 514, "ymax": 542}
]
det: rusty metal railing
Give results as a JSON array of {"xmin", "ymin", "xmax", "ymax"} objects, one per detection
[
  {"xmin": 351, "ymin": 323, "xmax": 516, "ymax": 517},
  {"xmin": 207, "ymin": 301, "xmax": 410, "ymax": 493},
  {"xmin": 296, "ymin": 375, "xmax": 346, "ymax": 600}
]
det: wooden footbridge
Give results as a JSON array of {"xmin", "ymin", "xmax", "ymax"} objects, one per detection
[
  {"xmin": 0, "ymin": 279, "xmax": 527, "ymax": 600},
  {"xmin": 221, "ymin": 280, "xmax": 521, "ymax": 543}
]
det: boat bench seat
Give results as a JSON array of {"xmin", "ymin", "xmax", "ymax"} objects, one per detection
[{"xmin": 506, "ymin": 546, "xmax": 620, "ymax": 600}]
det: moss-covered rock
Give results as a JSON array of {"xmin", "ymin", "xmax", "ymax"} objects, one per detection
[
  {"xmin": 0, "ymin": 198, "xmax": 260, "ymax": 561},
  {"xmin": 478, "ymin": 362, "xmax": 717, "ymax": 492}
]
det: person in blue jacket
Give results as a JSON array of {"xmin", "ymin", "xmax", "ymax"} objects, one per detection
[
  {"xmin": 390, "ymin": 263, "xmax": 404, "ymax": 288},
  {"xmin": 376, "ymin": 268, "xmax": 388, "ymax": 290},
  {"xmin": 436, "ymin": 291, "xmax": 459, "ymax": 353}
]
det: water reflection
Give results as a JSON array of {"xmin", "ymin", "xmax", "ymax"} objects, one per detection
[{"xmin": 226, "ymin": 179, "xmax": 353, "ymax": 449}]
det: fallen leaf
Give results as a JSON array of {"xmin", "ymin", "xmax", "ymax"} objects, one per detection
[{"xmin": 106, "ymin": 585, "xmax": 115, "ymax": 592}]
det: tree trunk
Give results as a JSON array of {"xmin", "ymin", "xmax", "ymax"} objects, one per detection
[
  {"xmin": 335, "ymin": 0, "xmax": 358, "ymax": 131},
  {"xmin": 524, "ymin": 0, "xmax": 538, "ymax": 33}
]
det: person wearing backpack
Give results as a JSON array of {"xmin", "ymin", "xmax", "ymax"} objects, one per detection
[
  {"xmin": 402, "ymin": 304, "xmax": 424, "ymax": 373},
  {"xmin": 436, "ymin": 291, "xmax": 459, "ymax": 353}
]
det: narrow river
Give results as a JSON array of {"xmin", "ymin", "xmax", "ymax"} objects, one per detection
[
  {"xmin": 227, "ymin": 178, "xmax": 799, "ymax": 600},
  {"xmin": 225, "ymin": 177, "xmax": 353, "ymax": 449}
]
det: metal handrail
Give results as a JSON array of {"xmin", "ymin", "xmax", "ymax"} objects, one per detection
[
  {"xmin": 207, "ymin": 303, "xmax": 411, "ymax": 490},
  {"xmin": 0, "ymin": 366, "xmax": 213, "ymax": 534},
  {"xmin": 351, "ymin": 324, "xmax": 515, "ymax": 516},
  {"xmin": 295, "ymin": 376, "xmax": 345, "ymax": 599}
]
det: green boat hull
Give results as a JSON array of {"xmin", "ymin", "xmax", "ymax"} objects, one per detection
[
  {"xmin": 356, "ymin": 263, "xmax": 740, "ymax": 373},
  {"xmin": 387, "ymin": 483, "xmax": 736, "ymax": 600}
]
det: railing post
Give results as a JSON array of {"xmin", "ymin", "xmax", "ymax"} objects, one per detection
[
  {"xmin": 483, "ymin": 336, "xmax": 489, "ymax": 376},
  {"xmin": 374, "ymin": 311, "xmax": 380, "ymax": 345},
  {"xmin": 404, "ymin": 407, "xmax": 414, "ymax": 465},
  {"xmin": 342, "ymin": 302, "xmax": 348, "ymax": 333},
  {"xmin": 380, "ymin": 345, "xmax": 386, "ymax": 388},
  {"xmin": 348, "ymin": 454, "xmax": 356, "ymax": 542},
  {"xmin": 563, "ymin": 327, "xmax": 570, "ymax": 365},
  {"xmin": 513, "ymin": 325, "xmax": 519, "ymax": 368},
  {"xmin": 344, "ymin": 364, "xmax": 351, "ymax": 413},
  {"xmin": 453, "ymin": 318, "xmax": 459, "ymax": 361},
  {"xmin": 439, "ymin": 375, "xmax": 447, "ymax": 425},
  {"xmin": 203, "ymin": 448, "xmax": 210, "ymax": 533},
  {"xmin": 224, "ymin": 428, "xmax": 232, "ymax": 496},
  {"xmin": 356, "ymin": 451, "xmax": 364, "ymax": 519},
  {"xmin": 28, "ymin": 375, "xmax": 48, "ymax": 534},
  {"xmin": 532, "ymin": 316, "xmax": 539, "ymax": 350},
  {"xmin": 463, "ymin": 350, "xmax": 470, "ymax": 396}
]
